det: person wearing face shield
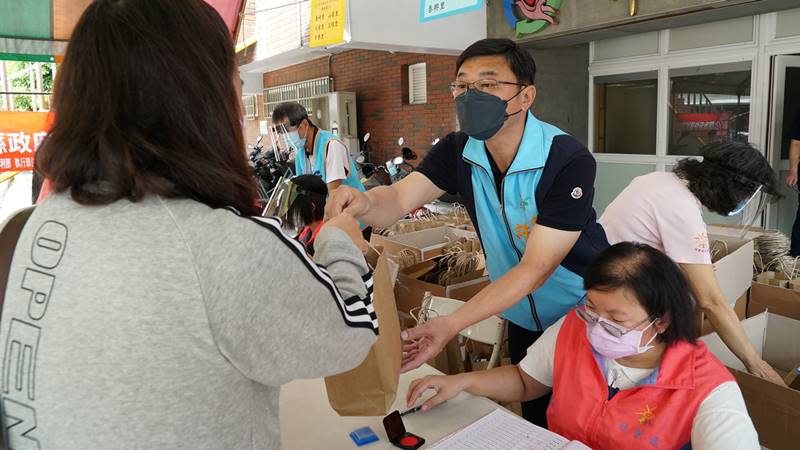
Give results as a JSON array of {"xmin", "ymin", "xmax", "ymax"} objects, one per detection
[
  {"xmin": 271, "ymin": 102, "xmax": 365, "ymax": 193},
  {"xmin": 405, "ymin": 243, "xmax": 760, "ymax": 450},
  {"xmin": 600, "ymin": 141, "xmax": 784, "ymax": 385},
  {"xmin": 326, "ymin": 38, "xmax": 610, "ymax": 427}
]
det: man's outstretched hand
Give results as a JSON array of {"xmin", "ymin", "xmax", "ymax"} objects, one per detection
[
  {"xmin": 325, "ymin": 186, "xmax": 371, "ymax": 220},
  {"xmin": 400, "ymin": 316, "xmax": 458, "ymax": 373}
]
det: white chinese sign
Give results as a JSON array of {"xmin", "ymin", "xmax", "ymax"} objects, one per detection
[{"xmin": 420, "ymin": 0, "xmax": 482, "ymax": 23}]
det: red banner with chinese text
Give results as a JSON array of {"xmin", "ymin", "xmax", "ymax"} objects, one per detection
[
  {"xmin": 675, "ymin": 112, "xmax": 734, "ymax": 136},
  {"xmin": 0, "ymin": 112, "xmax": 52, "ymax": 173}
]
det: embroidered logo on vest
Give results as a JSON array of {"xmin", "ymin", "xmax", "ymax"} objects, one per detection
[
  {"xmin": 514, "ymin": 223, "xmax": 530, "ymax": 240},
  {"xmin": 513, "ymin": 216, "xmax": 538, "ymax": 242},
  {"xmin": 571, "ymin": 187, "xmax": 583, "ymax": 199},
  {"xmin": 638, "ymin": 404, "xmax": 657, "ymax": 425}
]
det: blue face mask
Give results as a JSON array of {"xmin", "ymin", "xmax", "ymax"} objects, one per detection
[
  {"xmin": 455, "ymin": 88, "xmax": 524, "ymax": 141},
  {"xmin": 285, "ymin": 130, "xmax": 306, "ymax": 152}
]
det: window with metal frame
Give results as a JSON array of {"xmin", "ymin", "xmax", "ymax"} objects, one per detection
[
  {"xmin": 668, "ymin": 62, "xmax": 752, "ymax": 156},
  {"xmin": 243, "ymin": 95, "xmax": 257, "ymax": 119},
  {"xmin": 0, "ymin": 61, "xmax": 56, "ymax": 112},
  {"xmin": 593, "ymin": 71, "xmax": 658, "ymax": 155},
  {"xmin": 263, "ymin": 76, "xmax": 332, "ymax": 119},
  {"xmin": 408, "ymin": 62, "xmax": 427, "ymax": 105}
]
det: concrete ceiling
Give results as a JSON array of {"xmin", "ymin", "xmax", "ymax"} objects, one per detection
[{"xmin": 513, "ymin": 0, "xmax": 800, "ymax": 49}]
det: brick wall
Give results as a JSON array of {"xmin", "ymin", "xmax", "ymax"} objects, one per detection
[
  {"xmin": 263, "ymin": 57, "xmax": 330, "ymax": 87},
  {"xmin": 262, "ymin": 49, "xmax": 459, "ymax": 163}
]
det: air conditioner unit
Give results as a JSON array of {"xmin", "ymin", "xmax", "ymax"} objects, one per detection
[{"xmin": 306, "ymin": 92, "xmax": 359, "ymax": 157}]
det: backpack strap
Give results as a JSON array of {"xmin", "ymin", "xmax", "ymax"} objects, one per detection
[{"xmin": 0, "ymin": 207, "xmax": 35, "ymax": 315}]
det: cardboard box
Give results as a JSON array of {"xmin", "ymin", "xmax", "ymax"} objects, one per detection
[
  {"xmin": 370, "ymin": 221, "xmax": 474, "ymax": 250},
  {"xmin": 701, "ymin": 312, "xmax": 800, "ymax": 450},
  {"xmin": 382, "ymin": 226, "xmax": 479, "ymax": 265},
  {"xmin": 749, "ymin": 281, "xmax": 800, "ymax": 321},
  {"xmin": 787, "ymin": 278, "xmax": 800, "ymax": 291},
  {"xmin": 785, "ymin": 363, "xmax": 800, "ymax": 391},
  {"xmin": 394, "ymin": 268, "xmax": 489, "ymax": 314},
  {"xmin": 706, "ymin": 224, "xmax": 766, "ymax": 241},
  {"xmin": 699, "ymin": 291, "xmax": 748, "ymax": 336},
  {"xmin": 708, "ymin": 234, "xmax": 755, "ymax": 308}
]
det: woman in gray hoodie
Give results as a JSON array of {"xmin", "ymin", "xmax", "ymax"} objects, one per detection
[{"xmin": 0, "ymin": 1, "xmax": 377, "ymax": 449}]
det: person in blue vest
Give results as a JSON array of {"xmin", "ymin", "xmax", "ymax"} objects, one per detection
[
  {"xmin": 272, "ymin": 102, "xmax": 365, "ymax": 193},
  {"xmin": 326, "ymin": 38, "xmax": 609, "ymax": 427}
]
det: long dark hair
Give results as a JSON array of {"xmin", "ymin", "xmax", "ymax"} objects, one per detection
[
  {"xmin": 584, "ymin": 242, "xmax": 698, "ymax": 346},
  {"xmin": 36, "ymin": 0, "xmax": 259, "ymax": 215},
  {"xmin": 673, "ymin": 141, "xmax": 779, "ymax": 216},
  {"xmin": 286, "ymin": 175, "xmax": 326, "ymax": 230}
]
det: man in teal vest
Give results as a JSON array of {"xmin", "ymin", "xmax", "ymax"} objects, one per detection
[
  {"xmin": 272, "ymin": 102, "xmax": 365, "ymax": 193},
  {"xmin": 326, "ymin": 38, "xmax": 609, "ymax": 427}
]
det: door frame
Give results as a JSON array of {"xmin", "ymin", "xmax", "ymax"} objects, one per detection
[{"xmin": 765, "ymin": 55, "xmax": 800, "ymax": 230}]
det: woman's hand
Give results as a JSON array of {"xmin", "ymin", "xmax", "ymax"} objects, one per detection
[
  {"xmin": 400, "ymin": 316, "xmax": 459, "ymax": 373},
  {"xmin": 785, "ymin": 172, "xmax": 798, "ymax": 188},
  {"xmin": 321, "ymin": 213, "xmax": 367, "ymax": 252},
  {"xmin": 406, "ymin": 374, "xmax": 468, "ymax": 411},
  {"xmin": 746, "ymin": 358, "xmax": 787, "ymax": 386}
]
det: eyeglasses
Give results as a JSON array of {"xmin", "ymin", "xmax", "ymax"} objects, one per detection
[
  {"xmin": 575, "ymin": 302, "xmax": 656, "ymax": 338},
  {"xmin": 449, "ymin": 79, "xmax": 528, "ymax": 97},
  {"xmin": 274, "ymin": 123, "xmax": 297, "ymax": 135}
]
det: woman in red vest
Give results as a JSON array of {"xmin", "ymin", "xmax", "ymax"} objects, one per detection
[
  {"xmin": 407, "ymin": 242, "xmax": 759, "ymax": 450},
  {"xmin": 285, "ymin": 175, "xmax": 327, "ymax": 255}
]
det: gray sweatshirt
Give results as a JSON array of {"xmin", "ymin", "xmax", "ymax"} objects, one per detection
[{"xmin": 0, "ymin": 194, "xmax": 378, "ymax": 449}]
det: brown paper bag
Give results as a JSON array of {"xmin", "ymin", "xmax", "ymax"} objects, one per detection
[
  {"xmin": 324, "ymin": 249, "xmax": 401, "ymax": 416},
  {"xmin": 756, "ymin": 271, "xmax": 776, "ymax": 284}
]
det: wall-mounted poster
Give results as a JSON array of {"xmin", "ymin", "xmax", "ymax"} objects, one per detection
[{"xmin": 420, "ymin": 0, "xmax": 483, "ymax": 23}]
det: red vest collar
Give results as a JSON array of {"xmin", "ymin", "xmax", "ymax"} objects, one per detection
[{"xmin": 309, "ymin": 221, "xmax": 324, "ymax": 243}]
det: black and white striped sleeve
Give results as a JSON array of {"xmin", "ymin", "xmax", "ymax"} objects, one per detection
[
  {"xmin": 249, "ymin": 215, "xmax": 378, "ymax": 334},
  {"xmin": 186, "ymin": 206, "xmax": 379, "ymax": 386}
]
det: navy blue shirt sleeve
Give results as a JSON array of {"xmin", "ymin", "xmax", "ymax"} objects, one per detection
[
  {"xmin": 536, "ymin": 137, "xmax": 597, "ymax": 232},
  {"xmin": 414, "ymin": 132, "xmax": 467, "ymax": 195}
]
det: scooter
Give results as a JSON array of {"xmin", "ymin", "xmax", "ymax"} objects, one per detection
[
  {"xmin": 385, "ymin": 137, "xmax": 417, "ymax": 183},
  {"xmin": 249, "ymin": 134, "xmax": 292, "ymax": 207},
  {"xmin": 356, "ymin": 132, "xmax": 392, "ymax": 188}
]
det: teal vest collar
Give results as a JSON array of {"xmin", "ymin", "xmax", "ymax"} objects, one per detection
[
  {"xmin": 462, "ymin": 111, "xmax": 549, "ymax": 175},
  {"xmin": 294, "ymin": 128, "xmax": 365, "ymax": 192},
  {"xmin": 461, "ymin": 112, "xmax": 585, "ymax": 331}
]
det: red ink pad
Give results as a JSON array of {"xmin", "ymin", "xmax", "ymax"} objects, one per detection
[
  {"xmin": 383, "ymin": 410, "xmax": 425, "ymax": 450},
  {"xmin": 400, "ymin": 436, "xmax": 419, "ymax": 446}
]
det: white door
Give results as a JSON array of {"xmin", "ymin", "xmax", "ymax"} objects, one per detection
[{"xmin": 766, "ymin": 55, "xmax": 800, "ymax": 236}]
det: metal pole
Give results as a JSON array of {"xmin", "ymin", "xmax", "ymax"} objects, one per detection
[
  {"xmin": 0, "ymin": 61, "xmax": 10, "ymax": 111},
  {"xmin": 28, "ymin": 64, "xmax": 36, "ymax": 111},
  {"xmin": 297, "ymin": 0, "xmax": 302, "ymax": 48},
  {"xmin": 34, "ymin": 63, "xmax": 43, "ymax": 111}
]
